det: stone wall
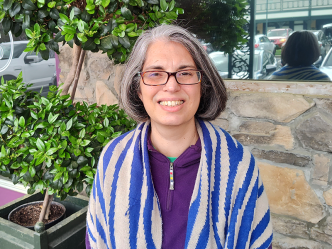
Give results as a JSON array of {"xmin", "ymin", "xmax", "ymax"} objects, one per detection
[{"xmin": 58, "ymin": 48, "xmax": 332, "ymax": 248}]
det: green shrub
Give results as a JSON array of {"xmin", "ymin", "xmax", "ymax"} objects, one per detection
[{"xmin": 0, "ymin": 73, "xmax": 136, "ymax": 199}]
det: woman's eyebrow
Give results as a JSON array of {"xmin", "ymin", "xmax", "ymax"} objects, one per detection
[{"xmin": 144, "ymin": 65, "xmax": 196, "ymax": 71}]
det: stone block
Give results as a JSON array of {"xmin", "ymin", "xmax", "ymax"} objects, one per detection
[
  {"xmin": 87, "ymin": 51, "xmax": 114, "ymax": 82},
  {"xmin": 271, "ymin": 213, "xmax": 309, "ymax": 239},
  {"xmin": 323, "ymin": 189, "xmax": 332, "ymax": 207},
  {"xmin": 257, "ymin": 162, "xmax": 325, "ymax": 223},
  {"xmin": 211, "ymin": 119, "xmax": 229, "ymax": 130},
  {"xmin": 96, "ymin": 81, "xmax": 118, "ymax": 106},
  {"xmin": 251, "ymin": 149, "xmax": 310, "ymax": 167},
  {"xmin": 112, "ymin": 64, "xmax": 125, "ymax": 96},
  {"xmin": 324, "ymin": 217, "xmax": 332, "ymax": 236},
  {"xmin": 233, "ymin": 125, "xmax": 294, "ymax": 150},
  {"xmin": 239, "ymin": 121, "xmax": 276, "ymax": 136},
  {"xmin": 296, "ymin": 114, "xmax": 332, "ymax": 153},
  {"xmin": 84, "ymin": 87, "xmax": 94, "ymax": 100},
  {"xmin": 58, "ymin": 44, "xmax": 73, "ymax": 73},
  {"xmin": 310, "ymin": 227, "xmax": 332, "ymax": 245},
  {"xmin": 272, "ymin": 234, "xmax": 324, "ymax": 249},
  {"xmin": 315, "ymin": 98, "xmax": 332, "ymax": 115},
  {"xmin": 312, "ymin": 154, "xmax": 330, "ymax": 182},
  {"xmin": 229, "ymin": 93, "xmax": 314, "ymax": 122}
]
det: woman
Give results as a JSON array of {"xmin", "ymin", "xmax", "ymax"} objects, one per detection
[
  {"xmin": 86, "ymin": 25, "xmax": 273, "ymax": 249},
  {"xmin": 270, "ymin": 30, "xmax": 330, "ymax": 81}
]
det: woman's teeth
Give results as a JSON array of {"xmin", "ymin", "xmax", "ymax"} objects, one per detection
[{"xmin": 159, "ymin": 100, "xmax": 184, "ymax": 106}]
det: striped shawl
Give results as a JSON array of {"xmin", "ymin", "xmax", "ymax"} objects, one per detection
[{"xmin": 87, "ymin": 120, "xmax": 273, "ymax": 249}]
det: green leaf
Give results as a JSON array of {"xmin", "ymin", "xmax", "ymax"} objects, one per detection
[
  {"xmin": 119, "ymin": 35, "xmax": 130, "ymax": 49},
  {"xmin": 38, "ymin": 9, "xmax": 48, "ymax": 19},
  {"xmin": 49, "ymin": 113, "xmax": 60, "ymax": 124},
  {"xmin": 60, "ymin": 122, "xmax": 66, "ymax": 132},
  {"xmin": 35, "ymin": 154, "xmax": 46, "ymax": 165},
  {"xmin": 22, "ymin": 0, "xmax": 36, "ymax": 11},
  {"xmin": 9, "ymin": 2, "xmax": 21, "ymax": 17},
  {"xmin": 36, "ymin": 138, "xmax": 46, "ymax": 152},
  {"xmin": 59, "ymin": 13, "xmax": 70, "ymax": 24},
  {"xmin": 63, "ymin": 171, "xmax": 68, "ymax": 184},
  {"xmin": 53, "ymin": 172, "xmax": 62, "ymax": 182},
  {"xmin": 102, "ymin": 0, "xmax": 110, "ymax": 8},
  {"xmin": 81, "ymin": 140, "xmax": 91, "ymax": 146},
  {"xmin": 94, "ymin": 38, "xmax": 100, "ymax": 45},
  {"xmin": 25, "ymin": 28, "xmax": 33, "ymax": 38},
  {"xmin": 169, "ymin": 0, "xmax": 175, "ymax": 11},
  {"xmin": 78, "ymin": 128, "xmax": 85, "ymax": 139},
  {"xmin": 70, "ymin": 8, "xmax": 75, "ymax": 20},
  {"xmin": 63, "ymin": 25, "xmax": 76, "ymax": 35},
  {"xmin": 86, "ymin": 171, "xmax": 94, "ymax": 179},
  {"xmin": 77, "ymin": 156, "xmax": 88, "ymax": 166},
  {"xmin": 3, "ymin": 0, "xmax": 14, "ymax": 11},
  {"xmin": 66, "ymin": 118, "xmax": 73, "ymax": 130},
  {"xmin": 21, "ymin": 131, "xmax": 31, "ymax": 138},
  {"xmin": 36, "ymin": 180, "xmax": 44, "ymax": 191},
  {"xmin": 46, "ymin": 147, "xmax": 58, "ymax": 156},
  {"xmin": 103, "ymin": 117, "xmax": 109, "ymax": 127},
  {"xmin": 100, "ymin": 36, "xmax": 113, "ymax": 50},
  {"xmin": 77, "ymin": 33, "xmax": 88, "ymax": 43},
  {"xmin": 85, "ymin": 4, "xmax": 95, "ymax": 11},
  {"xmin": 121, "ymin": 6, "xmax": 132, "ymax": 20},
  {"xmin": 19, "ymin": 116, "xmax": 25, "ymax": 127},
  {"xmin": 160, "ymin": 0, "xmax": 168, "ymax": 12},
  {"xmin": 29, "ymin": 166, "xmax": 36, "ymax": 177},
  {"xmin": 2, "ymin": 18, "xmax": 13, "ymax": 34},
  {"xmin": 79, "ymin": 166, "xmax": 90, "ymax": 171},
  {"xmin": 76, "ymin": 182, "xmax": 83, "ymax": 192},
  {"xmin": 48, "ymin": 1, "xmax": 56, "ymax": 8}
]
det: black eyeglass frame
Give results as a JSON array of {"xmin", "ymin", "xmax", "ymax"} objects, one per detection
[{"xmin": 138, "ymin": 69, "xmax": 203, "ymax": 86}]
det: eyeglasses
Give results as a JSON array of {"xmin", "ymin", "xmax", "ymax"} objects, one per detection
[{"xmin": 138, "ymin": 70, "xmax": 203, "ymax": 86}]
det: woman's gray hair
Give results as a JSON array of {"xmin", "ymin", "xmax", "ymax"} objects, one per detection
[{"xmin": 120, "ymin": 24, "xmax": 227, "ymax": 122}]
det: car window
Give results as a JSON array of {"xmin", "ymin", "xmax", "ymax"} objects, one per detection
[
  {"xmin": 0, "ymin": 43, "xmax": 27, "ymax": 59},
  {"xmin": 260, "ymin": 37, "xmax": 264, "ymax": 42},
  {"xmin": 264, "ymin": 37, "xmax": 270, "ymax": 42}
]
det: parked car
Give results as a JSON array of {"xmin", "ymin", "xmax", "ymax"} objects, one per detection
[
  {"xmin": 319, "ymin": 47, "xmax": 332, "ymax": 80},
  {"xmin": 309, "ymin": 30, "xmax": 330, "ymax": 59},
  {"xmin": 255, "ymin": 34, "xmax": 276, "ymax": 54},
  {"xmin": 267, "ymin": 28, "xmax": 293, "ymax": 48},
  {"xmin": 209, "ymin": 49, "xmax": 280, "ymax": 79},
  {"xmin": 0, "ymin": 41, "xmax": 56, "ymax": 91}
]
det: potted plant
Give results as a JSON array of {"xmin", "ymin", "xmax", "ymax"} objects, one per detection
[
  {"xmin": 0, "ymin": 0, "xmax": 184, "ymax": 99},
  {"xmin": 0, "ymin": 74, "xmax": 136, "ymax": 248}
]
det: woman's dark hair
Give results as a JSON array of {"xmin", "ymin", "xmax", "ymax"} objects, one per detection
[
  {"xmin": 120, "ymin": 24, "xmax": 227, "ymax": 122},
  {"xmin": 281, "ymin": 31, "xmax": 320, "ymax": 66}
]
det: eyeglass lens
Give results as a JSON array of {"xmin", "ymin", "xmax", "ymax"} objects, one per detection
[{"xmin": 142, "ymin": 70, "xmax": 201, "ymax": 85}]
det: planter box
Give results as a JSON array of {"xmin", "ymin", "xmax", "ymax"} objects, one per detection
[{"xmin": 0, "ymin": 192, "xmax": 89, "ymax": 249}]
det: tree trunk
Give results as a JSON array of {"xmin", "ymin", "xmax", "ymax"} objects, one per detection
[
  {"xmin": 39, "ymin": 190, "xmax": 54, "ymax": 222},
  {"xmin": 60, "ymin": 44, "xmax": 82, "ymax": 96},
  {"xmin": 71, "ymin": 49, "xmax": 86, "ymax": 101}
]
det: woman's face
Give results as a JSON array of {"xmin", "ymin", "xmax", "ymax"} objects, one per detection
[{"xmin": 138, "ymin": 40, "xmax": 201, "ymax": 129}]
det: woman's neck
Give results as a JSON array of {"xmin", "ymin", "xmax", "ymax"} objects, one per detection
[{"xmin": 150, "ymin": 119, "xmax": 199, "ymax": 158}]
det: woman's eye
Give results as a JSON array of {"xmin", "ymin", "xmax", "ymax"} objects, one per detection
[
  {"xmin": 148, "ymin": 72, "xmax": 162, "ymax": 77},
  {"xmin": 179, "ymin": 71, "xmax": 193, "ymax": 76}
]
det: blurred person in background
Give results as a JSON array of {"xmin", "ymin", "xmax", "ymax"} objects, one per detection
[{"xmin": 270, "ymin": 31, "xmax": 330, "ymax": 81}]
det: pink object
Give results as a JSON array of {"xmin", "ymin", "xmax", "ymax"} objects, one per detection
[{"xmin": 0, "ymin": 186, "xmax": 25, "ymax": 206}]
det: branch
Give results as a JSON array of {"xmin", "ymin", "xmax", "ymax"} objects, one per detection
[{"xmin": 60, "ymin": 45, "xmax": 82, "ymax": 96}]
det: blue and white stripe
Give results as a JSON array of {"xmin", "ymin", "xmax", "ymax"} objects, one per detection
[
  {"xmin": 87, "ymin": 120, "xmax": 273, "ymax": 249},
  {"xmin": 270, "ymin": 65, "xmax": 330, "ymax": 81}
]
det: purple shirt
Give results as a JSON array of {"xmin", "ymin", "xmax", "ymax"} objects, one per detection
[{"xmin": 148, "ymin": 135, "xmax": 201, "ymax": 249}]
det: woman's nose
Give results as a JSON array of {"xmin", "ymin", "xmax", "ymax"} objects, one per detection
[{"xmin": 163, "ymin": 75, "xmax": 180, "ymax": 92}]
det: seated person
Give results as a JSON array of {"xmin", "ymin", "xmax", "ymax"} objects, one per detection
[{"xmin": 270, "ymin": 31, "xmax": 330, "ymax": 81}]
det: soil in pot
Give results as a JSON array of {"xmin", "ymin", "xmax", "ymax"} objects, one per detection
[{"xmin": 10, "ymin": 203, "xmax": 65, "ymax": 227}]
